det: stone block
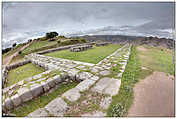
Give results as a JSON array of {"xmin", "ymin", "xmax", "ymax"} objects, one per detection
[
  {"xmin": 91, "ymin": 77, "xmax": 121, "ymax": 96},
  {"xmin": 62, "ymin": 88, "xmax": 80, "ymax": 102},
  {"xmin": 18, "ymin": 87, "xmax": 33, "ymax": 102},
  {"xmin": 30, "ymin": 83, "xmax": 44, "ymax": 97},
  {"xmin": 28, "ymin": 108, "xmax": 49, "ymax": 117},
  {"xmin": 77, "ymin": 72, "xmax": 93, "ymax": 81},
  {"xmin": 76, "ymin": 79, "xmax": 96, "ymax": 92},
  {"xmin": 4, "ymin": 98, "xmax": 14, "ymax": 110},
  {"xmin": 100, "ymin": 97, "xmax": 112, "ymax": 110},
  {"xmin": 45, "ymin": 97, "xmax": 68, "ymax": 116},
  {"xmin": 41, "ymin": 81, "xmax": 50, "ymax": 92},
  {"xmin": 11, "ymin": 94, "xmax": 22, "ymax": 107}
]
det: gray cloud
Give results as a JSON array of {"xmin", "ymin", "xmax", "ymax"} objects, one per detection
[{"xmin": 2, "ymin": 2, "xmax": 175, "ymax": 48}]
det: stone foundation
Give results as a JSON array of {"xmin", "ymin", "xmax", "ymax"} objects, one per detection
[
  {"xmin": 96, "ymin": 42, "xmax": 111, "ymax": 46},
  {"xmin": 70, "ymin": 45, "xmax": 93, "ymax": 52}
]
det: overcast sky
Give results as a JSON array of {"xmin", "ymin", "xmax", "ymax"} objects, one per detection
[{"xmin": 2, "ymin": 2, "xmax": 175, "ymax": 48}]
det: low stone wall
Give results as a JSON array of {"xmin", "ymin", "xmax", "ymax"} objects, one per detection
[
  {"xmin": 37, "ymin": 43, "xmax": 94, "ymax": 55},
  {"xmin": 70, "ymin": 45, "xmax": 92, "ymax": 52},
  {"xmin": 2, "ymin": 60, "xmax": 31, "ymax": 89},
  {"xmin": 6, "ymin": 60, "xmax": 31, "ymax": 71},
  {"xmin": 96, "ymin": 42, "xmax": 111, "ymax": 46}
]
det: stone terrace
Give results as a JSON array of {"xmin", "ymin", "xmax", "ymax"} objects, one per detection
[{"xmin": 2, "ymin": 43, "xmax": 131, "ymax": 117}]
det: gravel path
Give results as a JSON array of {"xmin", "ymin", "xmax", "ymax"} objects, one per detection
[{"xmin": 128, "ymin": 71, "xmax": 175, "ymax": 117}]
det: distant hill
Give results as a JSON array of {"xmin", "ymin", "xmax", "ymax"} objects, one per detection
[{"xmin": 78, "ymin": 35, "xmax": 174, "ymax": 49}]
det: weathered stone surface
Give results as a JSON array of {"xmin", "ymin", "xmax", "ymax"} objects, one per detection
[
  {"xmin": 81, "ymin": 111, "xmax": 106, "ymax": 117},
  {"xmin": 90, "ymin": 75, "xmax": 99, "ymax": 81},
  {"xmin": 77, "ymin": 72, "xmax": 93, "ymax": 81},
  {"xmin": 28, "ymin": 108, "xmax": 49, "ymax": 117},
  {"xmin": 91, "ymin": 77, "xmax": 121, "ymax": 96},
  {"xmin": 41, "ymin": 81, "xmax": 50, "ymax": 92},
  {"xmin": 52, "ymin": 75, "xmax": 62, "ymax": 84},
  {"xmin": 4, "ymin": 98, "xmax": 14, "ymax": 110},
  {"xmin": 100, "ymin": 97, "xmax": 112, "ymax": 110},
  {"xmin": 30, "ymin": 83, "xmax": 43, "ymax": 97},
  {"xmin": 45, "ymin": 97, "xmax": 68, "ymax": 116},
  {"xmin": 11, "ymin": 94, "xmax": 22, "ymax": 107},
  {"xmin": 18, "ymin": 87, "xmax": 33, "ymax": 102},
  {"xmin": 76, "ymin": 79, "xmax": 96, "ymax": 92},
  {"xmin": 99, "ymin": 70, "xmax": 110, "ymax": 76},
  {"xmin": 77, "ymin": 65, "xmax": 85, "ymax": 69},
  {"xmin": 45, "ymin": 78, "xmax": 56, "ymax": 88},
  {"xmin": 62, "ymin": 88, "xmax": 80, "ymax": 102}
]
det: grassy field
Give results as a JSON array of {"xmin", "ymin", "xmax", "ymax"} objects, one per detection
[
  {"xmin": 45, "ymin": 44, "xmax": 122, "ymax": 64},
  {"xmin": 22, "ymin": 41, "xmax": 57, "ymax": 55},
  {"xmin": 107, "ymin": 46, "xmax": 141, "ymax": 117},
  {"xmin": 10, "ymin": 82, "xmax": 78, "ymax": 117},
  {"xmin": 137, "ymin": 45, "xmax": 175, "ymax": 76},
  {"xmin": 6, "ymin": 63, "xmax": 45, "ymax": 87}
]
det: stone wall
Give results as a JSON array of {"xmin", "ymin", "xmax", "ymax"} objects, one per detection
[
  {"xmin": 70, "ymin": 45, "xmax": 93, "ymax": 52},
  {"xmin": 96, "ymin": 42, "xmax": 111, "ymax": 46},
  {"xmin": 37, "ymin": 43, "xmax": 94, "ymax": 55},
  {"xmin": 2, "ymin": 60, "xmax": 31, "ymax": 88}
]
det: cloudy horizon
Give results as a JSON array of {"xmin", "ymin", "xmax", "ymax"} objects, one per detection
[{"xmin": 2, "ymin": 2, "xmax": 175, "ymax": 49}]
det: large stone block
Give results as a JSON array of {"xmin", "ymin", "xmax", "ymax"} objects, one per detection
[
  {"xmin": 76, "ymin": 79, "xmax": 96, "ymax": 92},
  {"xmin": 62, "ymin": 88, "xmax": 80, "ymax": 102},
  {"xmin": 91, "ymin": 77, "xmax": 121, "ymax": 96},
  {"xmin": 30, "ymin": 83, "xmax": 44, "ymax": 97},
  {"xmin": 41, "ymin": 81, "xmax": 50, "ymax": 92},
  {"xmin": 18, "ymin": 87, "xmax": 33, "ymax": 102},
  {"xmin": 28, "ymin": 108, "xmax": 49, "ymax": 117},
  {"xmin": 100, "ymin": 96, "xmax": 112, "ymax": 110},
  {"xmin": 45, "ymin": 97, "xmax": 68, "ymax": 116},
  {"xmin": 4, "ymin": 98, "xmax": 14, "ymax": 110},
  {"xmin": 11, "ymin": 94, "xmax": 22, "ymax": 107}
]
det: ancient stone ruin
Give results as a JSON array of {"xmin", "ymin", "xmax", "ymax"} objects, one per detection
[
  {"xmin": 96, "ymin": 42, "xmax": 110, "ymax": 46},
  {"xmin": 2, "ymin": 43, "xmax": 132, "ymax": 117},
  {"xmin": 70, "ymin": 45, "xmax": 93, "ymax": 52}
]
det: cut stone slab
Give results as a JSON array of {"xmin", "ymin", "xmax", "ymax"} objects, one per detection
[
  {"xmin": 45, "ymin": 97, "xmax": 68, "ymax": 116},
  {"xmin": 91, "ymin": 77, "xmax": 121, "ymax": 96},
  {"xmin": 76, "ymin": 79, "xmax": 96, "ymax": 92},
  {"xmin": 99, "ymin": 70, "xmax": 110, "ymax": 76},
  {"xmin": 81, "ymin": 111, "xmax": 106, "ymax": 117},
  {"xmin": 11, "ymin": 94, "xmax": 22, "ymax": 107},
  {"xmin": 90, "ymin": 75, "xmax": 99, "ymax": 81},
  {"xmin": 18, "ymin": 87, "xmax": 33, "ymax": 102},
  {"xmin": 30, "ymin": 83, "xmax": 43, "ymax": 97},
  {"xmin": 4, "ymin": 98, "xmax": 14, "ymax": 110},
  {"xmin": 100, "ymin": 96, "xmax": 112, "ymax": 110},
  {"xmin": 28, "ymin": 108, "xmax": 49, "ymax": 117},
  {"xmin": 62, "ymin": 88, "xmax": 80, "ymax": 102}
]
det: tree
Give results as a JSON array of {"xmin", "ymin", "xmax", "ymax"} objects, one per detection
[
  {"xmin": 12, "ymin": 43, "xmax": 17, "ymax": 48},
  {"xmin": 46, "ymin": 32, "xmax": 58, "ymax": 39}
]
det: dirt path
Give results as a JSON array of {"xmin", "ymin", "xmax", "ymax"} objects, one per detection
[
  {"xmin": 128, "ymin": 71, "xmax": 175, "ymax": 117},
  {"xmin": 2, "ymin": 43, "xmax": 31, "ymax": 68}
]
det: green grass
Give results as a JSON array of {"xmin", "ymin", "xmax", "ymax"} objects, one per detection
[
  {"xmin": 107, "ymin": 46, "xmax": 141, "ymax": 117},
  {"xmin": 22, "ymin": 41, "xmax": 57, "ymax": 55},
  {"xmin": 6, "ymin": 63, "xmax": 45, "ymax": 87},
  {"xmin": 137, "ymin": 45, "xmax": 175, "ymax": 76},
  {"xmin": 10, "ymin": 82, "xmax": 78, "ymax": 117},
  {"xmin": 45, "ymin": 44, "xmax": 121, "ymax": 64}
]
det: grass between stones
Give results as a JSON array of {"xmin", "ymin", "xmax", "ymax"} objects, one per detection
[
  {"xmin": 107, "ymin": 46, "xmax": 141, "ymax": 117},
  {"xmin": 6, "ymin": 63, "xmax": 45, "ymax": 87},
  {"xmin": 44, "ymin": 44, "xmax": 121, "ymax": 64},
  {"xmin": 10, "ymin": 82, "xmax": 78, "ymax": 117},
  {"xmin": 137, "ymin": 45, "xmax": 175, "ymax": 76}
]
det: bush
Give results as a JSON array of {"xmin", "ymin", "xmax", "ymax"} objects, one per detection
[
  {"xmin": 57, "ymin": 40, "xmax": 61, "ymax": 44},
  {"xmin": 12, "ymin": 43, "xmax": 17, "ymax": 48},
  {"xmin": 110, "ymin": 103, "xmax": 127, "ymax": 117},
  {"xmin": 46, "ymin": 32, "xmax": 58, "ymax": 39}
]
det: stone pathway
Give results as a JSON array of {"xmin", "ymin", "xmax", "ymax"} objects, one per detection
[{"xmin": 3, "ymin": 44, "xmax": 132, "ymax": 117}]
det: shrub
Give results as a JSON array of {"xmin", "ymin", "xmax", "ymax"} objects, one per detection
[
  {"xmin": 12, "ymin": 43, "xmax": 17, "ymax": 48},
  {"xmin": 110, "ymin": 103, "xmax": 127, "ymax": 117},
  {"xmin": 46, "ymin": 32, "xmax": 58, "ymax": 39},
  {"xmin": 57, "ymin": 40, "xmax": 61, "ymax": 44}
]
